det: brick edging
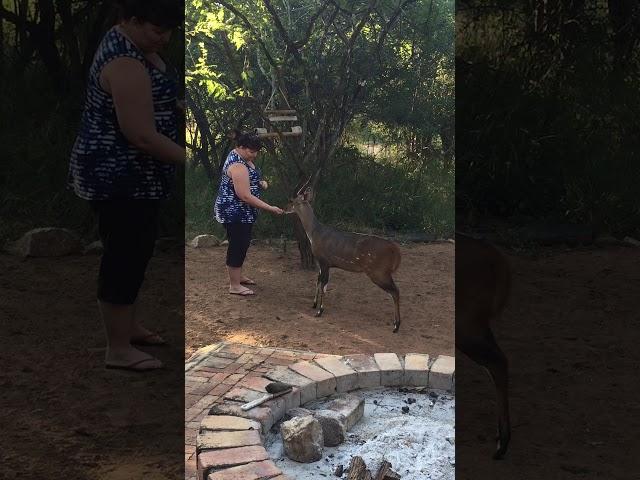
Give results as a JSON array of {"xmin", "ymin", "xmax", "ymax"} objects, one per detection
[{"xmin": 195, "ymin": 352, "xmax": 455, "ymax": 480}]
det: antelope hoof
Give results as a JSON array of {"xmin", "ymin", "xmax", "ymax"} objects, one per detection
[
  {"xmin": 392, "ymin": 324, "xmax": 399, "ymax": 333},
  {"xmin": 312, "ymin": 301, "xmax": 317, "ymax": 309},
  {"xmin": 315, "ymin": 307, "xmax": 323, "ymax": 317},
  {"xmin": 492, "ymin": 428, "xmax": 510, "ymax": 460}
]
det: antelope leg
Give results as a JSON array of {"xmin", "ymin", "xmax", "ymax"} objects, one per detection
[{"xmin": 315, "ymin": 264, "xmax": 329, "ymax": 317}]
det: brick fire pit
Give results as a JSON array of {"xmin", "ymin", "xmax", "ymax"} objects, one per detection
[{"xmin": 185, "ymin": 343, "xmax": 454, "ymax": 480}]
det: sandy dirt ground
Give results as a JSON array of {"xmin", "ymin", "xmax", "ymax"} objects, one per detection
[
  {"xmin": 185, "ymin": 242, "xmax": 455, "ymax": 359},
  {"xmin": 3, "ymin": 242, "xmax": 638, "ymax": 479},
  {"xmin": 0, "ymin": 248, "xmax": 185, "ymax": 480},
  {"xmin": 456, "ymin": 245, "xmax": 640, "ymax": 479}
]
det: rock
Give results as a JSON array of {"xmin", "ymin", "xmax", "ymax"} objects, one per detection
[
  {"xmin": 594, "ymin": 234, "xmax": 624, "ymax": 247},
  {"xmin": 314, "ymin": 409, "xmax": 347, "ymax": 447},
  {"xmin": 401, "ymin": 406, "xmax": 409, "ymax": 414},
  {"xmin": 221, "ymin": 239, "xmax": 229, "ymax": 246},
  {"xmin": 191, "ymin": 234, "xmax": 219, "ymax": 248},
  {"xmin": 325, "ymin": 394, "xmax": 364, "ymax": 431},
  {"xmin": 5, "ymin": 228, "xmax": 82, "ymax": 257},
  {"xmin": 284, "ymin": 407, "xmax": 313, "ymax": 421},
  {"xmin": 281, "ymin": 416, "xmax": 323, "ymax": 463},
  {"xmin": 623, "ymin": 236, "xmax": 640, "ymax": 247},
  {"xmin": 335, "ymin": 464, "xmax": 344, "ymax": 477},
  {"xmin": 83, "ymin": 240, "xmax": 103, "ymax": 255}
]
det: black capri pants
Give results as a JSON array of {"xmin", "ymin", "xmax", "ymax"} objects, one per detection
[
  {"xmin": 224, "ymin": 223, "xmax": 253, "ymax": 268},
  {"xmin": 90, "ymin": 199, "xmax": 159, "ymax": 305}
]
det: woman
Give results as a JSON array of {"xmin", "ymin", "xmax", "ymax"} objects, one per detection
[
  {"xmin": 68, "ymin": 0, "xmax": 184, "ymax": 371},
  {"xmin": 214, "ymin": 132, "xmax": 284, "ymax": 296}
]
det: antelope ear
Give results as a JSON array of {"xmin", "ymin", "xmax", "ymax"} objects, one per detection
[{"xmin": 303, "ymin": 187, "xmax": 314, "ymax": 201}]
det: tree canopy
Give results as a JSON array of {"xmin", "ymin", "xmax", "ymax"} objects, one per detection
[
  {"xmin": 186, "ymin": 0, "xmax": 455, "ymax": 264},
  {"xmin": 457, "ymin": 1, "xmax": 640, "ymax": 235}
]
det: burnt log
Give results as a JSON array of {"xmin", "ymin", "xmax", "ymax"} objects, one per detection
[
  {"xmin": 374, "ymin": 461, "xmax": 392, "ymax": 480},
  {"xmin": 347, "ymin": 456, "xmax": 370, "ymax": 480},
  {"xmin": 374, "ymin": 460, "xmax": 401, "ymax": 479}
]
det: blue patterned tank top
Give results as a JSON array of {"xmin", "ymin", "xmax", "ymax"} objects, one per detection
[
  {"xmin": 68, "ymin": 26, "xmax": 177, "ymax": 200},
  {"xmin": 214, "ymin": 150, "xmax": 262, "ymax": 224}
]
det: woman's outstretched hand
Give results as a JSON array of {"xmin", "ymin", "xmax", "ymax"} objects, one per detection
[{"xmin": 269, "ymin": 205, "xmax": 284, "ymax": 215}]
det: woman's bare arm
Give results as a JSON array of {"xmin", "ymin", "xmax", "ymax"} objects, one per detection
[
  {"xmin": 228, "ymin": 164, "xmax": 282, "ymax": 213},
  {"xmin": 100, "ymin": 57, "xmax": 185, "ymax": 165}
]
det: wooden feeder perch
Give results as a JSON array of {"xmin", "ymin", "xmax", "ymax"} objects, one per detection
[
  {"xmin": 255, "ymin": 110, "xmax": 302, "ymax": 138},
  {"xmin": 255, "ymin": 80, "xmax": 303, "ymax": 138}
]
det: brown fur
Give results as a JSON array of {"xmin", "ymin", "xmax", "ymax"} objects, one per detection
[
  {"xmin": 456, "ymin": 233, "xmax": 512, "ymax": 459},
  {"xmin": 286, "ymin": 190, "xmax": 402, "ymax": 332}
]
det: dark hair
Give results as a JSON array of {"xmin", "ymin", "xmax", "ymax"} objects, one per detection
[
  {"xmin": 116, "ymin": 0, "xmax": 183, "ymax": 29},
  {"xmin": 234, "ymin": 131, "xmax": 263, "ymax": 151}
]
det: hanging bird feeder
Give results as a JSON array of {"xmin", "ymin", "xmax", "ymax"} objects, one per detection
[{"xmin": 255, "ymin": 74, "xmax": 302, "ymax": 139}]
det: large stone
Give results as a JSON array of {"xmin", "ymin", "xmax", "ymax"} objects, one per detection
[
  {"xmin": 314, "ymin": 409, "xmax": 347, "ymax": 447},
  {"xmin": 623, "ymin": 236, "xmax": 640, "ymax": 247},
  {"xmin": 324, "ymin": 394, "xmax": 364, "ymax": 431},
  {"xmin": 594, "ymin": 234, "xmax": 624, "ymax": 247},
  {"xmin": 191, "ymin": 234, "xmax": 220, "ymax": 248},
  {"xmin": 284, "ymin": 407, "xmax": 313, "ymax": 421},
  {"xmin": 5, "ymin": 227, "xmax": 83, "ymax": 257},
  {"xmin": 83, "ymin": 240, "xmax": 103, "ymax": 255},
  {"xmin": 280, "ymin": 415, "xmax": 323, "ymax": 463}
]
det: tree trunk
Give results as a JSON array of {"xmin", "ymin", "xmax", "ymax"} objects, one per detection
[
  {"xmin": 196, "ymin": 128, "xmax": 215, "ymax": 181},
  {"xmin": 56, "ymin": 0, "xmax": 82, "ymax": 84},
  {"xmin": 440, "ymin": 117, "xmax": 455, "ymax": 169},
  {"xmin": 81, "ymin": 0, "xmax": 113, "ymax": 78},
  {"xmin": 186, "ymin": 90, "xmax": 219, "ymax": 179},
  {"xmin": 33, "ymin": 0, "xmax": 63, "ymax": 90},
  {"xmin": 0, "ymin": 18, "xmax": 4, "ymax": 72},
  {"xmin": 608, "ymin": 0, "xmax": 639, "ymax": 69}
]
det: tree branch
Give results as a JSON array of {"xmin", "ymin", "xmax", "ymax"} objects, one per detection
[
  {"xmin": 376, "ymin": 0, "xmax": 419, "ymax": 63},
  {"xmin": 214, "ymin": 0, "xmax": 279, "ymax": 70},
  {"xmin": 293, "ymin": 2, "xmax": 331, "ymax": 49},
  {"xmin": 0, "ymin": 4, "xmax": 32, "ymax": 29},
  {"xmin": 262, "ymin": 0, "xmax": 305, "ymax": 68}
]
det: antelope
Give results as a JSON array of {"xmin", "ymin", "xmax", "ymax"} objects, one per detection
[
  {"xmin": 456, "ymin": 232, "xmax": 511, "ymax": 459},
  {"xmin": 284, "ymin": 185, "xmax": 402, "ymax": 332}
]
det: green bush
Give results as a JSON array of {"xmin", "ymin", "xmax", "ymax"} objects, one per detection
[
  {"xmin": 0, "ymin": 69, "xmax": 185, "ymax": 244},
  {"xmin": 185, "ymin": 145, "xmax": 454, "ymax": 240}
]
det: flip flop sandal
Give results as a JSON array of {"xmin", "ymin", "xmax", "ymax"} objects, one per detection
[
  {"xmin": 229, "ymin": 288, "xmax": 255, "ymax": 296},
  {"xmin": 131, "ymin": 333, "xmax": 168, "ymax": 347},
  {"xmin": 105, "ymin": 358, "xmax": 163, "ymax": 372}
]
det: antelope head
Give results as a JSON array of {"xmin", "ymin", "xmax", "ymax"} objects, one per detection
[{"xmin": 284, "ymin": 177, "xmax": 315, "ymax": 215}]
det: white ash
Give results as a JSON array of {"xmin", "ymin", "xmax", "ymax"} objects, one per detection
[{"xmin": 264, "ymin": 388, "xmax": 455, "ymax": 480}]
